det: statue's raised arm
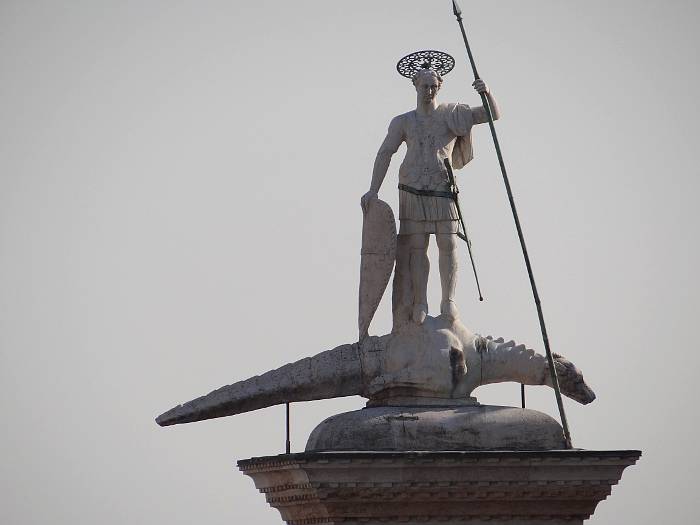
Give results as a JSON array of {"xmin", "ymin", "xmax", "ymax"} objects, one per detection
[{"xmin": 471, "ymin": 78, "xmax": 501, "ymax": 123}]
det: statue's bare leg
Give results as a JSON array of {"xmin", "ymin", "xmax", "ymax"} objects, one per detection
[
  {"xmin": 409, "ymin": 233, "xmax": 430, "ymax": 324},
  {"xmin": 436, "ymin": 233, "xmax": 459, "ymax": 320}
]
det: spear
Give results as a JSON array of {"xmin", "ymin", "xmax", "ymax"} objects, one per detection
[{"xmin": 450, "ymin": 0, "xmax": 572, "ymax": 449}]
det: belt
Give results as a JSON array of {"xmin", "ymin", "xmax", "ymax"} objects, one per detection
[{"xmin": 398, "ymin": 183, "xmax": 455, "ymax": 199}]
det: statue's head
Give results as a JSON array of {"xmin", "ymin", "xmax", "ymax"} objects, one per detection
[{"xmin": 412, "ymin": 68, "xmax": 443, "ymax": 103}]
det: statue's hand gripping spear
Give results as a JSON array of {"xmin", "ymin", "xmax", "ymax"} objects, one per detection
[{"xmin": 451, "ymin": 0, "xmax": 573, "ymax": 448}]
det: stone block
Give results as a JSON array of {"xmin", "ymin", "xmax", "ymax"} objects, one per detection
[{"xmin": 238, "ymin": 450, "xmax": 640, "ymax": 525}]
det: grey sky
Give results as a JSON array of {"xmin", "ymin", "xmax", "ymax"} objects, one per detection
[{"xmin": 1, "ymin": 1, "xmax": 698, "ymax": 523}]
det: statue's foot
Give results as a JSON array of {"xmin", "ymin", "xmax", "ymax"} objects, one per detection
[
  {"xmin": 412, "ymin": 303, "xmax": 428, "ymax": 324},
  {"xmin": 440, "ymin": 299, "xmax": 459, "ymax": 321}
]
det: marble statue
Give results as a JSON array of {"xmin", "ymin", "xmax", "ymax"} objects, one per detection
[
  {"xmin": 157, "ymin": 316, "xmax": 595, "ymax": 429},
  {"xmin": 156, "ymin": 52, "xmax": 596, "ymax": 452},
  {"xmin": 361, "ymin": 69, "xmax": 500, "ymax": 326},
  {"xmin": 156, "ymin": 38, "xmax": 637, "ymax": 525}
]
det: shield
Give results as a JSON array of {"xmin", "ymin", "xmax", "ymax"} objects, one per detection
[{"xmin": 359, "ymin": 198, "xmax": 397, "ymax": 341}]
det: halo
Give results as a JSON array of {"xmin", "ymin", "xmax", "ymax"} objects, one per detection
[{"xmin": 396, "ymin": 50, "xmax": 455, "ymax": 80}]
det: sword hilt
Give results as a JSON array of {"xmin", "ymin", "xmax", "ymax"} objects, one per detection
[{"xmin": 443, "ymin": 157, "xmax": 459, "ymax": 194}]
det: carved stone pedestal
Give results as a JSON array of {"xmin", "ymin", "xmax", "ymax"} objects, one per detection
[{"xmin": 238, "ymin": 450, "xmax": 640, "ymax": 525}]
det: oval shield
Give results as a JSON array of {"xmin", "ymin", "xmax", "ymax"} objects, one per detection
[{"xmin": 359, "ymin": 198, "xmax": 397, "ymax": 341}]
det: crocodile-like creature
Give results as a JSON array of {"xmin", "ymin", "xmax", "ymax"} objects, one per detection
[{"xmin": 157, "ymin": 315, "xmax": 594, "ymax": 427}]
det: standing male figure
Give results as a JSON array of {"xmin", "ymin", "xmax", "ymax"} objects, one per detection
[{"xmin": 361, "ymin": 67, "xmax": 500, "ymax": 324}]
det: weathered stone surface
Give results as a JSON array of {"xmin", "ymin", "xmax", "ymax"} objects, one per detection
[
  {"xmin": 156, "ymin": 343, "xmax": 367, "ymax": 426},
  {"xmin": 238, "ymin": 450, "xmax": 641, "ymax": 525},
  {"xmin": 367, "ymin": 315, "xmax": 474, "ymax": 400},
  {"xmin": 359, "ymin": 198, "xmax": 396, "ymax": 342},
  {"xmin": 305, "ymin": 406, "xmax": 567, "ymax": 452},
  {"xmin": 156, "ymin": 316, "xmax": 594, "ymax": 427}
]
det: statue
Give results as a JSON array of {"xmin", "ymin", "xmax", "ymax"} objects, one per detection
[
  {"xmin": 361, "ymin": 60, "xmax": 499, "ymax": 326},
  {"xmin": 156, "ymin": 333, "xmax": 595, "ymax": 429},
  {"xmin": 156, "ymin": 51, "xmax": 594, "ymax": 450},
  {"xmin": 155, "ymin": 5, "xmax": 641, "ymax": 519}
]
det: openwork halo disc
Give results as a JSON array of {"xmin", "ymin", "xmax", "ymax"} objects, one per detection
[{"xmin": 396, "ymin": 50, "xmax": 455, "ymax": 79}]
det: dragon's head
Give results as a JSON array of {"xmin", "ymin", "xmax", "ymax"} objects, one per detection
[{"xmin": 549, "ymin": 353, "xmax": 597, "ymax": 405}]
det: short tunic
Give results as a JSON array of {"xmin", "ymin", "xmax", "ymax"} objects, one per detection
[{"xmin": 379, "ymin": 103, "xmax": 476, "ymax": 235}]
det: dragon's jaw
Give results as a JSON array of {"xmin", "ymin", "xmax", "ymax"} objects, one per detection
[{"xmin": 549, "ymin": 353, "xmax": 596, "ymax": 405}]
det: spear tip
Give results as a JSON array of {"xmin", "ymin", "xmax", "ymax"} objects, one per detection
[{"xmin": 452, "ymin": 0, "xmax": 462, "ymax": 17}]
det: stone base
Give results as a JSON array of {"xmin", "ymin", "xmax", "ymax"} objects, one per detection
[
  {"xmin": 305, "ymin": 405, "xmax": 567, "ymax": 452},
  {"xmin": 238, "ymin": 450, "xmax": 640, "ymax": 525}
]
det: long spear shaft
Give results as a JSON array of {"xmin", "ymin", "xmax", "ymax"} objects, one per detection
[{"xmin": 451, "ymin": 0, "xmax": 572, "ymax": 448}]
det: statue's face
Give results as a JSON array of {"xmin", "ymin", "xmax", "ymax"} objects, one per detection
[{"xmin": 415, "ymin": 75, "xmax": 440, "ymax": 103}]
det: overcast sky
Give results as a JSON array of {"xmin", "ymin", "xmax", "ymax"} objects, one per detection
[{"xmin": 1, "ymin": 1, "xmax": 698, "ymax": 524}]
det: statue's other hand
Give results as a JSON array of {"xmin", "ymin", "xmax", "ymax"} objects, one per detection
[
  {"xmin": 473, "ymin": 78, "xmax": 489, "ymax": 94},
  {"xmin": 361, "ymin": 190, "xmax": 378, "ymax": 214}
]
